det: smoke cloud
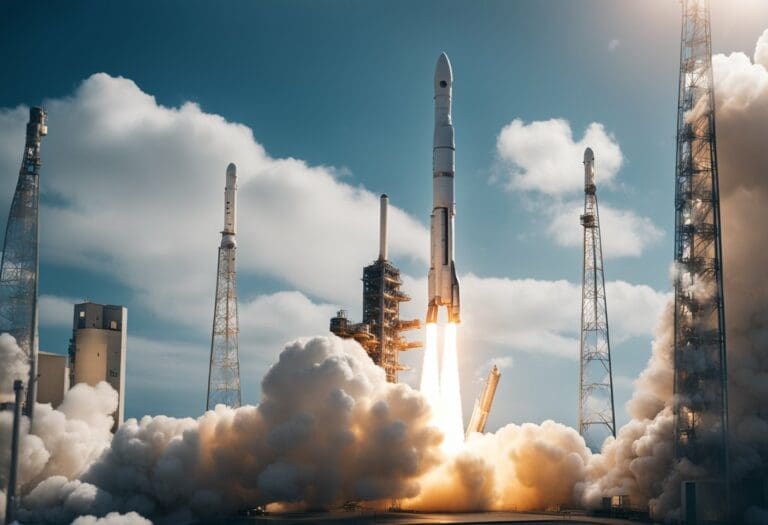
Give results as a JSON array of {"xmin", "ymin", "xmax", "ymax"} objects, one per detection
[
  {"xmin": 0, "ymin": 334, "xmax": 30, "ymax": 403},
  {"xmin": 0, "ymin": 336, "xmax": 441, "ymax": 523}
]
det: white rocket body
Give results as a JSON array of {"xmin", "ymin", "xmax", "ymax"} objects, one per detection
[
  {"xmin": 584, "ymin": 147, "xmax": 595, "ymax": 189},
  {"xmin": 222, "ymin": 163, "xmax": 237, "ymax": 248},
  {"xmin": 427, "ymin": 53, "xmax": 460, "ymax": 324}
]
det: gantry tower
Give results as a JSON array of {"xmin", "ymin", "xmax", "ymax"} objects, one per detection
[
  {"xmin": 206, "ymin": 163, "xmax": 242, "ymax": 410},
  {"xmin": 578, "ymin": 147, "xmax": 616, "ymax": 450},
  {"xmin": 0, "ymin": 107, "xmax": 47, "ymax": 420},
  {"xmin": 331, "ymin": 195, "xmax": 421, "ymax": 382},
  {"xmin": 672, "ymin": 0, "xmax": 728, "ymax": 481},
  {"xmin": 361, "ymin": 195, "xmax": 421, "ymax": 382}
]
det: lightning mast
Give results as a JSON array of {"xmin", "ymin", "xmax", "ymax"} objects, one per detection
[
  {"xmin": 673, "ymin": 0, "xmax": 728, "ymax": 482},
  {"xmin": 206, "ymin": 163, "xmax": 242, "ymax": 410},
  {"xmin": 578, "ymin": 147, "xmax": 616, "ymax": 450},
  {"xmin": 0, "ymin": 107, "xmax": 47, "ymax": 420}
]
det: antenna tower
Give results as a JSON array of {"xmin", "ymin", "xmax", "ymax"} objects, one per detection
[
  {"xmin": 0, "ymin": 107, "xmax": 47, "ymax": 420},
  {"xmin": 206, "ymin": 163, "xmax": 242, "ymax": 410},
  {"xmin": 578, "ymin": 148, "xmax": 616, "ymax": 450}
]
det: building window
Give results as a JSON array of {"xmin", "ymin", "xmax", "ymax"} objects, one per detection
[
  {"xmin": 79, "ymin": 311, "xmax": 85, "ymax": 318},
  {"xmin": 109, "ymin": 320, "xmax": 118, "ymax": 330}
]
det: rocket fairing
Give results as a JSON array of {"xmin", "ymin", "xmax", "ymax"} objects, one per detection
[
  {"xmin": 427, "ymin": 52, "xmax": 461, "ymax": 324},
  {"xmin": 222, "ymin": 163, "xmax": 237, "ymax": 249}
]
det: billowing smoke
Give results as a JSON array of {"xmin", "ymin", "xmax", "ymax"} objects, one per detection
[
  {"xmin": 0, "ymin": 336, "xmax": 441, "ymax": 523},
  {"xmin": 410, "ymin": 420, "xmax": 591, "ymax": 512},
  {"xmin": 0, "ymin": 334, "xmax": 30, "ymax": 403}
]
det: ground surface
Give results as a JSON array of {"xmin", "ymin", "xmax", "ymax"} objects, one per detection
[{"xmin": 221, "ymin": 511, "xmax": 651, "ymax": 525}]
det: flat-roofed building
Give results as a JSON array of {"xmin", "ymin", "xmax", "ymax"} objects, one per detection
[
  {"xmin": 69, "ymin": 302, "xmax": 127, "ymax": 430},
  {"xmin": 37, "ymin": 351, "xmax": 69, "ymax": 408}
]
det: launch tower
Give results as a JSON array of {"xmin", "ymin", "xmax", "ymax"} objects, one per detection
[
  {"xmin": 578, "ymin": 148, "xmax": 616, "ymax": 450},
  {"xmin": 361, "ymin": 195, "xmax": 421, "ymax": 382},
  {"xmin": 331, "ymin": 195, "xmax": 421, "ymax": 382},
  {"xmin": 672, "ymin": 0, "xmax": 728, "ymax": 483},
  {"xmin": 206, "ymin": 163, "xmax": 242, "ymax": 410},
  {"xmin": 0, "ymin": 107, "xmax": 47, "ymax": 419}
]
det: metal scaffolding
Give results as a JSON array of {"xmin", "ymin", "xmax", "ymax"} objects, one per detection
[
  {"xmin": 206, "ymin": 164, "xmax": 242, "ymax": 410},
  {"xmin": 578, "ymin": 148, "xmax": 616, "ymax": 450},
  {"xmin": 331, "ymin": 195, "xmax": 420, "ymax": 382},
  {"xmin": 673, "ymin": 0, "xmax": 728, "ymax": 481},
  {"xmin": 0, "ymin": 107, "xmax": 47, "ymax": 420}
]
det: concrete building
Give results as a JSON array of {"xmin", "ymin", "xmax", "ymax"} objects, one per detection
[
  {"xmin": 69, "ymin": 302, "xmax": 127, "ymax": 430},
  {"xmin": 37, "ymin": 352, "xmax": 69, "ymax": 408}
]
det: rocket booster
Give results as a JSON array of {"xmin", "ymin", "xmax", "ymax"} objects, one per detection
[
  {"xmin": 466, "ymin": 365, "xmax": 501, "ymax": 438},
  {"xmin": 222, "ymin": 163, "xmax": 237, "ymax": 248},
  {"xmin": 427, "ymin": 52, "xmax": 460, "ymax": 324}
]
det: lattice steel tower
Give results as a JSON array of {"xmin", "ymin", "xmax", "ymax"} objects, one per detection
[
  {"xmin": 672, "ymin": 0, "xmax": 728, "ymax": 480},
  {"xmin": 0, "ymin": 107, "xmax": 47, "ymax": 420},
  {"xmin": 206, "ymin": 163, "xmax": 242, "ymax": 410},
  {"xmin": 578, "ymin": 147, "xmax": 616, "ymax": 450},
  {"xmin": 361, "ymin": 194, "xmax": 421, "ymax": 382}
]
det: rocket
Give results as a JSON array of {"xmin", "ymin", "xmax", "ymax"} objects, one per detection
[
  {"xmin": 222, "ymin": 163, "xmax": 237, "ymax": 249},
  {"xmin": 427, "ymin": 52, "xmax": 461, "ymax": 324}
]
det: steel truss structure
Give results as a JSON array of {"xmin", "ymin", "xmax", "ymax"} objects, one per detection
[
  {"xmin": 672, "ymin": 0, "xmax": 728, "ymax": 481},
  {"xmin": 206, "ymin": 165, "xmax": 242, "ymax": 410},
  {"xmin": 0, "ymin": 107, "xmax": 47, "ymax": 420},
  {"xmin": 578, "ymin": 150, "xmax": 616, "ymax": 450}
]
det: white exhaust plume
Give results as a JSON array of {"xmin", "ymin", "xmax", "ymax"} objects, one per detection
[
  {"xmin": 0, "ymin": 336, "xmax": 442, "ymax": 523},
  {"xmin": 0, "ymin": 334, "xmax": 30, "ymax": 403}
]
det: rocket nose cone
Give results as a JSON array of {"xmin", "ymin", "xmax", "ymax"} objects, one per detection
[
  {"xmin": 434, "ymin": 52, "xmax": 453, "ymax": 91},
  {"xmin": 584, "ymin": 148, "xmax": 594, "ymax": 163},
  {"xmin": 227, "ymin": 163, "xmax": 237, "ymax": 177}
]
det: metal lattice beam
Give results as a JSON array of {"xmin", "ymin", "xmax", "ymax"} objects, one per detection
[
  {"xmin": 0, "ymin": 107, "xmax": 47, "ymax": 420},
  {"xmin": 673, "ymin": 0, "xmax": 728, "ymax": 481},
  {"xmin": 206, "ymin": 164, "xmax": 242, "ymax": 410},
  {"xmin": 578, "ymin": 148, "xmax": 616, "ymax": 451}
]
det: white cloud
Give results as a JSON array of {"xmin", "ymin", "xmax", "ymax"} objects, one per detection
[
  {"xmin": 547, "ymin": 200, "xmax": 663, "ymax": 258},
  {"xmin": 495, "ymin": 118, "xmax": 623, "ymax": 196},
  {"xmin": 608, "ymin": 39, "xmax": 620, "ymax": 51},
  {"xmin": 39, "ymin": 295, "xmax": 79, "ymax": 328},
  {"xmin": 0, "ymin": 74, "xmax": 428, "ymax": 334},
  {"xmin": 403, "ymin": 273, "xmax": 668, "ymax": 361},
  {"xmin": 493, "ymin": 117, "xmax": 661, "ymax": 257}
]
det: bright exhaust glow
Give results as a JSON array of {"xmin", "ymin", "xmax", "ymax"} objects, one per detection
[
  {"xmin": 420, "ymin": 321, "xmax": 464, "ymax": 454},
  {"xmin": 440, "ymin": 322, "xmax": 464, "ymax": 453},
  {"xmin": 420, "ymin": 322, "xmax": 440, "ymax": 426}
]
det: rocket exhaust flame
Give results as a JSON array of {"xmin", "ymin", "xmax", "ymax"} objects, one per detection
[
  {"xmin": 439, "ymin": 323, "xmax": 464, "ymax": 453},
  {"xmin": 420, "ymin": 322, "xmax": 440, "ymax": 424}
]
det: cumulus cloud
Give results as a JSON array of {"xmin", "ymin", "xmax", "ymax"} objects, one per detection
[
  {"xmin": 495, "ymin": 118, "xmax": 623, "ymax": 196},
  {"xmin": 457, "ymin": 274, "xmax": 668, "ymax": 359},
  {"xmin": 547, "ymin": 201, "xmax": 663, "ymax": 258},
  {"xmin": 0, "ymin": 74, "xmax": 428, "ymax": 333},
  {"xmin": 494, "ymin": 117, "xmax": 660, "ymax": 257}
]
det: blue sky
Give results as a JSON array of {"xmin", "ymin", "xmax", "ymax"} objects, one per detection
[{"xmin": 1, "ymin": 1, "xmax": 767, "ymax": 434}]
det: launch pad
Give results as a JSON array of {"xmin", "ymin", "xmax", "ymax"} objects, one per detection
[{"xmin": 228, "ymin": 510, "xmax": 645, "ymax": 525}]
